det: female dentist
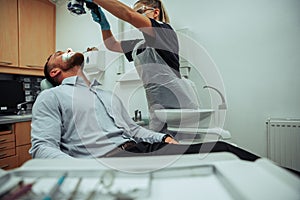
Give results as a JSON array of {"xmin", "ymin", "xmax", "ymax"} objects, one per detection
[{"xmin": 87, "ymin": 0, "xmax": 198, "ymax": 133}]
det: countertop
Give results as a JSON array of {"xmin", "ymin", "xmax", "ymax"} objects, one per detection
[{"xmin": 0, "ymin": 114, "xmax": 32, "ymax": 125}]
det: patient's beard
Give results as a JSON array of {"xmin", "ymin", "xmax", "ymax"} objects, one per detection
[{"xmin": 63, "ymin": 53, "xmax": 84, "ymax": 71}]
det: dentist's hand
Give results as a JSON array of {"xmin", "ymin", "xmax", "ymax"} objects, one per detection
[{"xmin": 89, "ymin": 5, "xmax": 111, "ymax": 30}]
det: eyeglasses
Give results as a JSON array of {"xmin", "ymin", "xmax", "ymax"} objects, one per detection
[{"xmin": 135, "ymin": 6, "xmax": 155, "ymax": 14}]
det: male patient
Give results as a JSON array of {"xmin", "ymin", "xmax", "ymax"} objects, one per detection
[{"xmin": 29, "ymin": 49, "xmax": 259, "ymax": 161}]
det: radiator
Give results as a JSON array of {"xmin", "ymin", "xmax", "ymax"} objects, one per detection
[{"xmin": 267, "ymin": 118, "xmax": 300, "ymax": 172}]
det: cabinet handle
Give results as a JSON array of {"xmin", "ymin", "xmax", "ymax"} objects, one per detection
[
  {"xmin": 0, "ymin": 139, "xmax": 7, "ymax": 143},
  {"xmin": 0, "ymin": 164, "xmax": 9, "ymax": 169},
  {"xmin": 0, "ymin": 61, "xmax": 13, "ymax": 65},
  {"xmin": 25, "ymin": 64, "xmax": 42, "ymax": 68}
]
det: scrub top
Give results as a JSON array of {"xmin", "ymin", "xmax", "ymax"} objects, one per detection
[{"xmin": 121, "ymin": 18, "xmax": 181, "ymax": 78}]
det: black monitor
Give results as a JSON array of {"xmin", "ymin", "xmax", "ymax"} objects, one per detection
[{"xmin": 0, "ymin": 80, "xmax": 25, "ymax": 115}]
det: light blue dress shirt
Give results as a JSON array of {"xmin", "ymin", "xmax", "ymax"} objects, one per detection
[{"xmin": 29, "ymin": 76, "xmax": 165, "ymax": 158}]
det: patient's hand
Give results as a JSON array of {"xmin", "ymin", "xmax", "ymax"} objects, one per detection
[{"xmin": 165, "ymin": 136, "xmax": 179, "ymax": 144}]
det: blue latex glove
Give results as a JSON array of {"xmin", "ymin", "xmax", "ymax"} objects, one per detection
[{"xmin": 90, "ymin": 5, "xmax": 111, "ymax": 30}]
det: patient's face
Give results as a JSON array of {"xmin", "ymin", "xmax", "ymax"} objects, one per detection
[{"xmin": 49, "ymin": 48, "xmax": 84, "ymax": 71}]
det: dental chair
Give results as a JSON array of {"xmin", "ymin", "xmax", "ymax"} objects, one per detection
[{"xmin": 40, "ymin": 79, "xmax": 54, "ymax": 91}]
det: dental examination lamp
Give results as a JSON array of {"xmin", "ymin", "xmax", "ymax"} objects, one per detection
[
  {"xmin": 203, "ymin": 85, "xmax": 227, "ymax": 110},
  {"xmin": 67, "ymin": 0, "xmax": 101, "ymax": 20}
]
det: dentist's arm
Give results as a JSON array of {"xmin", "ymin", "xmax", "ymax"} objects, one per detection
[
  {"xmin": 92, "ymin": 0, "xmax": 153, "ymax": 29},
  {"xmin": 89, "ymin": 5, "xmax": 123, "ymax": 52},
  {"xmin": 87, "ymin": 0, "xmax": 155, "ymax": 51}
]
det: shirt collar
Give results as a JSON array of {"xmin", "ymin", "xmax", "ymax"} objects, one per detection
[
  {"xmin": 61, "ymin": 76, "xmax": 101, "ymax": 87},
  {"xmin": 90, "ymin": 78, "xmax": 101, "ymax": 87}
]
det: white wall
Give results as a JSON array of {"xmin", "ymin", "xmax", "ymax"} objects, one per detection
[{"xmin": 56, "ymin": 0, "xmax": 300, "ymax": 157}]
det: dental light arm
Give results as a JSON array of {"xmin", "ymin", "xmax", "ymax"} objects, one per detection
[{"xmin": 203, "ymin": 85, "xmax": 227, "ymax": 110}]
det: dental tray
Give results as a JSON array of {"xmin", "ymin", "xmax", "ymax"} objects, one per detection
[
  {"xmin": 1, "ymin": 155, "xmax": 299, "ymax": 200},
  {"xmin": 1, "ymin": 168, "xmax": 151, "ymax": 200},
  {"xmin": 1, "ymin": 164, "xmax": 233, "ymax": 200}
]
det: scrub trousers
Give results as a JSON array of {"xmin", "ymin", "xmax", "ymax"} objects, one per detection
[{"xmin": 109, "ymin": 141, "xmax": 259, "ymax": 162}]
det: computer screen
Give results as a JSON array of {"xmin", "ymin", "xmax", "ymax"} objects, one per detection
[{"xmin": 0, "ymin": 80, "xmax": 25, "ymax": 115}]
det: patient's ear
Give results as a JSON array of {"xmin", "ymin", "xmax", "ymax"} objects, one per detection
[{"xmin": 49, "ymin": 68, "xmax": 61, "ymax": 78}]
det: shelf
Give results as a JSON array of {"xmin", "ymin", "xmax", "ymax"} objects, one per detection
[{"xmin": 0, "ymin": 66, "xmax": 43, "ymax": 76}]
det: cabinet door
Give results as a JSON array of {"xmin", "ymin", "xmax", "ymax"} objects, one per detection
[
  {"xmin": 15, "ymin": 121, "xmax": 31, "ymax": 146},
  {"xmin": 18, "ymin": 0, "xmax": 55, "ymax": 69},
  {"xmin": 16, "ymin": 144, "xmax": 31, "ymax": 166},
  {"xmin": 15, "ymin": 121, "xmax": 31, "ymax": 167},
  {"xmin": 0, "ymin": 0, "xmax": 18, "ymax": 67}
]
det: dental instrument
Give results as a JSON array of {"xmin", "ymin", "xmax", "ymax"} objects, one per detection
[{"xmin": 42, "ymin": 172, "xmax": 67, "ymax": 200}]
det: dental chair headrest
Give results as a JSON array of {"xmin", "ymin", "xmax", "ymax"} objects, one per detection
[{"xmin": 40, "ymin": 79, "xmax": 54, "ymax": 91}]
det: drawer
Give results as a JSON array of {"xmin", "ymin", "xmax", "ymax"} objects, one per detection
[
  {"xmin": 0, "ymin": 155, "xmax": 18, "ymax": 170},
  {"xmin": 0, "ymin": 130, "xmax": 12, "ymax": 136},
  {"xmin": 0, "ymin": 148, "xmax": 16, "ymax": 159},
  {"xmin": 0, "ymin": 124, "xmax": 13, "ymax": 136},
  {"xmin": 0, "ymin": 141, "xmax": 15, "ymax": 151},
  {"xmin": 0, "ymin": 134, "xmax": 15, "ymax": 144}
]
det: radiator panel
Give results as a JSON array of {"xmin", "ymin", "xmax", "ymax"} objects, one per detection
[{"xmin": 267, "ymin": 118, "xmax": 300, "ymax": 172}]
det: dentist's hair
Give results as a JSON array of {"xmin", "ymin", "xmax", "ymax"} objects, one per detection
[{"xmin": 135, "ymin": 0, "xmax": 170, "ymax": 23}]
